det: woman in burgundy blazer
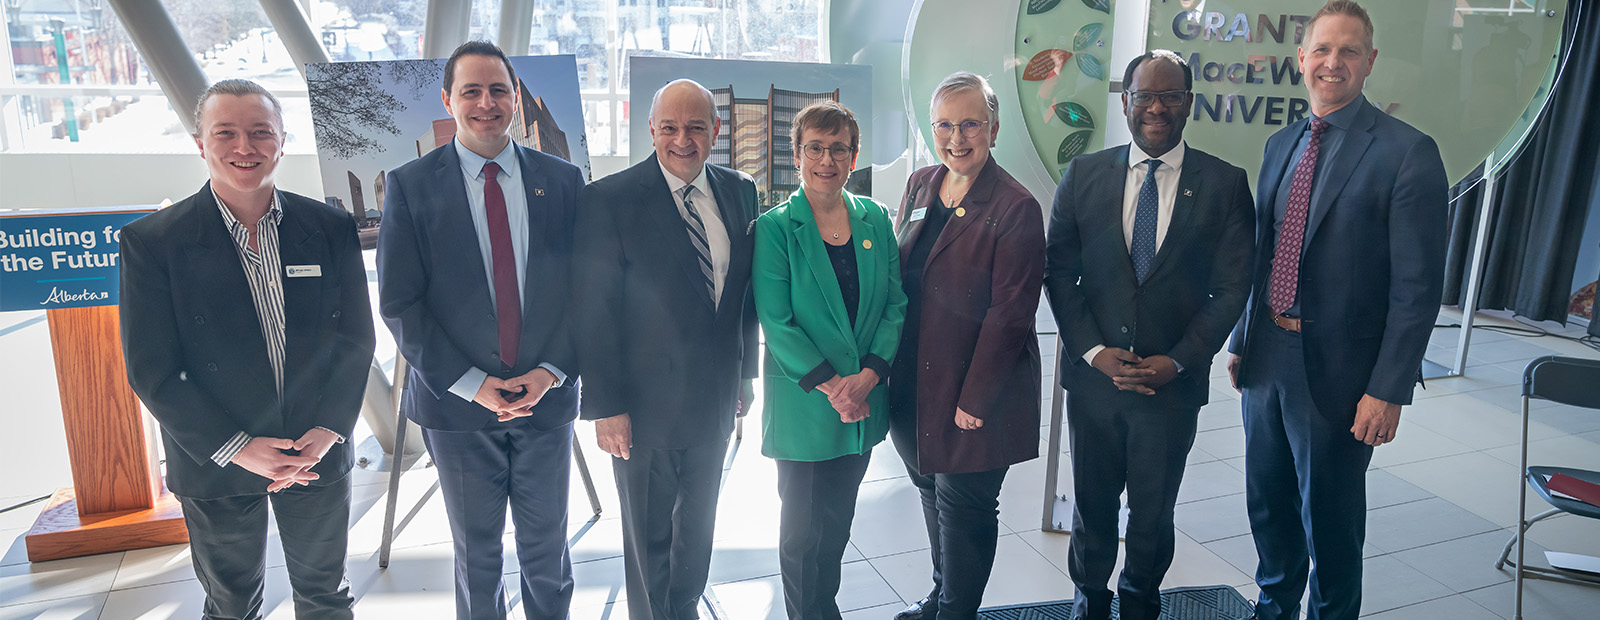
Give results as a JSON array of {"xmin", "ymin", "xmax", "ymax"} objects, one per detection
[{"xmin": 887, "ymin": 72, "xmax": 1045, "ymax": 620}]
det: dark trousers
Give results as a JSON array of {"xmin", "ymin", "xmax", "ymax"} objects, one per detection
[
  {"xmin": 613, "ymin": 437, "xmax": 729, "ymax": 620},
  {"xmin": 421, "ymin": 418, "xmax": 575, "ymax": 620},
  {"xmin": 1065, "ymin": 389, "xmax": 1199, "ymax": 620},
  {"xmin": 178, "ymin": 474, "xmax": 354, "ymax": 620},
  {"xmin": 774, "ymin": 453, "xmax": 872, "ymax": 620},
  {"xmin": 892, "ymin": 435, "xmax": 1008, "ymax": 620},
  {"xmin": 1242, "ymin": 322, "xmax": 1373, "ymax": 620}
]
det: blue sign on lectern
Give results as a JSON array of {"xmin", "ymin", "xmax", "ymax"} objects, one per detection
[{"xmin": 0, "ymin": 207, "xmax": 156, "ymax": 312}]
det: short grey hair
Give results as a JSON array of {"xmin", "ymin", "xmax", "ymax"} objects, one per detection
[
  {"xmin": 649, "ymin": 78, "xmax": 716, "ymax": 122},
  {"xmin": 930, "ymin": 71, "xmax": 999, "ymax": 125},
  {"xmin": 193, "ymin": 79, "xmax": 283, "ymax": 133}
]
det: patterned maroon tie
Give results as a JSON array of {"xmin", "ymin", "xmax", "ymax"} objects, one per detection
[
  {"xmin": 483, "ymin": 161, "xmax": 520, "ymax": 370},
  {"xmin": 1267, "ymin": 118, "xmax": 1328, "ymax": 315}
]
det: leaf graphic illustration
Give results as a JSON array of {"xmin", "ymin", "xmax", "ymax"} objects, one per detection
[
  {"xmin": 1077, "ymin": 54, "xmax": 1105, "ymax": 81},
  {"xmin": 1053, "ymin": 102, "xmax": 1095, "ymax": 129},
  {"xmin": 1027, "ymin": 0, "xmax": 1062, "ymax": 14},
  {"xmin": 1058, "ymin": 130, "xmax": 1092, "ymax": 164},
  {"xmin": 1081, "ymin": 0, "xmax": 1111, "ymax": 14},
  {"xmin": 1022, "ymin": 49, "xmax": 1073, "ymax": 81},
  {"xmin": 1073, "ymin": 23, "xmax": 1103, "ymax": 51}
]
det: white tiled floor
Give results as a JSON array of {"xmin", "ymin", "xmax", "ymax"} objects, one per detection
[{"xmin": 2, "ymin": 302, "xmax": 1599, "ymax": 619}]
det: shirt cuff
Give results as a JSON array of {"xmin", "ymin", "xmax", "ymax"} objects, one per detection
[
  {"xmin": 798, "ymin": 360, "xmax": 838, "ymax": 393},
  {"xmin": 313, "ymin": 427, "xmax": 347, "ymax": 444},
  {"xmin": 1172, "ymin": 358, "xmax": 1185, "ymax": 374},
  {"xmin": 538, "ymin": 362, "xmax": 568, "ymax": 388},
  {"xmin": 1082, "ymin": 344, "xmax": 1106, "ymax": 365},
  {"xmin": 861, "ymin": 354, "xmax": 891, "ymax": 384},
  {"xmin": 212, "ymin": 431, "xmax": 252, "ymax": 467},
  {"xmin": 449, "ymin": 366, "xmax": 490, "ymax": 401}
]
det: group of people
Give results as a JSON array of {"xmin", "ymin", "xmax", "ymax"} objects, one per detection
[{"xmin": 116, "ymin": 1, "xmax": 1445, "ymax": 620}]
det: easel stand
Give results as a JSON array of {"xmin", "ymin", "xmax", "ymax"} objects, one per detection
[{"xmin": 24, "ymin": 305, "xmax": 187, "ymax": 562}]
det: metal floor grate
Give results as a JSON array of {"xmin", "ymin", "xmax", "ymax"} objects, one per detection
[{"xmin": 977, "ymin": 585, "xmax": 1254, "ymax": 620}]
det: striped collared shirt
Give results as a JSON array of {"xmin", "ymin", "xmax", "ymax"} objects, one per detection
[{"xmin": 208, "ymin": 189, "xmax": 287, "ymax": 466}]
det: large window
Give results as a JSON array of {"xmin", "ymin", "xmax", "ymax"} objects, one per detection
[{"xmin": 0, "ymin": 0, "xmax": 823, "ymax": 155}]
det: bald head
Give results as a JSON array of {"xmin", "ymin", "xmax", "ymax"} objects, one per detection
[{"xmin": 649, "ymin": 79, "xmax": 722, "ymax": 184}]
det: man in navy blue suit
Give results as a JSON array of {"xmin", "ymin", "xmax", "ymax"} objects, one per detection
[
  {"xmin": 1227, "ymin": 2, "xmax": 1447, "ymax": 619},
  {"xmin": 377, "ymin": 41, "xmax": 585, "ymax": 620}
]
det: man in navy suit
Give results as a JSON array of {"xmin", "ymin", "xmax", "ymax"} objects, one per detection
[
  {"xmin": 572, "ymin": 79, "xmax": 759, "ymax": 620},
  {"xmin": 378, "ymin": 41, "xmax": 585, "ymax": 620},
  {"xmin": 1046, "ymin": 50, "xmax": 1254, "ymax": 620},
  {"xmin": 1227, "ymin": 2, "xmax": 1447, "ymax": 619},
  {"xmin": 120, "ymin": 79, "xmax": 375, "ymax": 619}
]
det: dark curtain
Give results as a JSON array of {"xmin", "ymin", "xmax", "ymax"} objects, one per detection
[{"xmin": 1442, "ymin": 0, "xmax": 1600, "ymax": 328}]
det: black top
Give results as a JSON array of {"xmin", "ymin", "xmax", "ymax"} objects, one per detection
[
  {"xmin": 825, "ymin": 238, "xmax": 860, "ymax": 327},
  {"xmin": 890, "ymin": 201, "xmax": 956, "ymax": 415}
]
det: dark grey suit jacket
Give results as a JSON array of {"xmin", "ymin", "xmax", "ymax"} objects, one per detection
[
  {"xmin": 120, "ymin": 183, "xmax": 375, "ymax": 499},
  {"xmin": 571, "ymin": 155, "xmax": 759, "ymax": 450},
  {"xmin": 1046, "ymin": 145, "xmax": 1255, "ymax": 410}
]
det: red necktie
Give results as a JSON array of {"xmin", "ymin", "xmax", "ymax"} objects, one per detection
[
  {"xmin": 483, "ymin": 161, "xmax": 520, "ymax": 370},
  {"xmin": 1267, "ymin": 118, "xmax": 1328, "ymax": 315}
]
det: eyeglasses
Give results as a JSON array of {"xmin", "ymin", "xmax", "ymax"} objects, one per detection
[
  {"xmin": 1126, "ymin": 90, "xmax": 1191, "ymax": 107},
  {"xmin": 800, "ymin": 143, "xmax": 855, "ymax": 162},
  {"xmin": 930, "ymin": 119, "xmax": 990, "ymax": 139}
]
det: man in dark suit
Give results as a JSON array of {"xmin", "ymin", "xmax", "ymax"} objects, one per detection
[
  {"xmin": 120, "ymin": 78, "xmax": 375, "ymax": 619},
  {"xmin": 377, "ymin": 41, "xmax": 585, "ymax": 620},
  {"xmin": 571, "ymin": 78, "xmax": 759, "ymax": 620},
  {"xmin": 1226, "ymin": 3, "xmax": 1447, "ymax": 619},
  {"xmin": 1044, "ymin": 51, "xmax": 1254, "ymax": 620}
]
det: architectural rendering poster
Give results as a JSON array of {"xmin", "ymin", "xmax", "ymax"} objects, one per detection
[
  {"xmin": 629, "ymin": 56, "xmax": 873, "ymax": 212},
  {"xmin": 307, "ymin": 55, "xmax": 589, "ymax": 247}
]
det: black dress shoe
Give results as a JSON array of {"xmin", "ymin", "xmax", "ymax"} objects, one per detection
[{"xmin": 894, "ymin": 596, "xmax": 938, "ymax": 620}]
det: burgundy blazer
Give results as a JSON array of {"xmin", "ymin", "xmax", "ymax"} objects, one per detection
[{"xmin": 892, "ymin": 159, "xmax": 1044, "ymax": 474}]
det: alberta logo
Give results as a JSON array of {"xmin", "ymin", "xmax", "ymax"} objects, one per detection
[{"xmin": 41, "ymin": 286, "xmax": 110, "ymax": 306}]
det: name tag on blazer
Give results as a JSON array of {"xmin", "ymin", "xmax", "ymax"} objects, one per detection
[
  {"xmin": 285, "ymin": 265, "xmax": 322, "ymax": 278},
  {"xmin": 908, "ymin": 207, "xmax": 928, "ymax": 223}
]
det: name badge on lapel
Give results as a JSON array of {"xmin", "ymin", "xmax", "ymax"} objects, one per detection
[
  {"xmin": 285, "ymin": 265, "xmax": 322, "ymax": 278},
  {"xmin": 909, "ymin": 207, "xmax": 928, "ymax": 223}
]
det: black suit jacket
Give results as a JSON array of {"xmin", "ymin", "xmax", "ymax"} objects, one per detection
[
  {"xmin": 1045, "ymin": 145, "xmax": 1255, "ymax": 410},
  {"xmin": 377, "ymin": 142, "xmax": 584, "ymax": 432},
  {"xmin": 572, "ymin": 155, "xmax": 759, "ymax": 450},
  {"xmin": 120, "ymin": 183, "xmax": 376, "ymax": 499}
]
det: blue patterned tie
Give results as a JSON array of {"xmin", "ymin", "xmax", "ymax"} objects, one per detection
[{"xmin": 1131, "ymin": 158, "xmax": 1161, "ymax": 283}]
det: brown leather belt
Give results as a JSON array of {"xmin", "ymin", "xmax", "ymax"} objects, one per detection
[{"xmin": 1273, "ymin": 313, "xmax": 1303, "ymax": 333}]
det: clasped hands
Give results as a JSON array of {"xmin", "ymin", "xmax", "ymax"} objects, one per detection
[
  {"xmin": 230, "ymin": 427, "xmax": 340, "ymax": 493},
  {"xmin": 474, "ymin": 368, "xmax": 560, "ymax": 422},
  {"xmin": 818, "ymin": 369, "xmax": 877, "ymax": 423},
  {"xmin": 1092, "ymin": 348, "xmax": 1178, "ymax": 395}
]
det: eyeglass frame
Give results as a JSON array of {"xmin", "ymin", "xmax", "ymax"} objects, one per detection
[
  {"xmin": 929, "ymin": 119, "xmax": 991, "ymax": 139},
  {"xmin": 799, "ymin": 142, "xmax": 857, "ymax": 162},
  {"xmin": 1124, "ymin": 89, "xmax": 1192, "ymax": 108}
]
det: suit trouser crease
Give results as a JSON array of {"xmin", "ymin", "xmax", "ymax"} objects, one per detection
[
  {"xmin": 179, "ymin": 474, "xmax": 355, "ymax": 620},
  {"xmin": 421, "ymin": 419, "xmax": 575, "ymax": 620},
  {"xmin": 1242, "ymin": 323, "xmax": 1373, "ymax": 620},
  {"xmin": 613, "ymin": 437, "xmax": 729, "ymax": 620},
  {"xmin": 774, "ymin": 453, "xmax": 873, "ymax": 620},
  {"xmin": 1065, "ymin": 388, "xmax": 1198, "ymax": 620}
]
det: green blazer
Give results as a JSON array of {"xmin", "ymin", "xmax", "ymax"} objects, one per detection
[{"xmin": 753, "ymin": 188, "xmax": 907, "ymax": 462}]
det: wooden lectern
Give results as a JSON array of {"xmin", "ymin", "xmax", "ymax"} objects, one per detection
[{"xmin": 24, "ymin": 304, "xmax": 189, "ymax": 561}]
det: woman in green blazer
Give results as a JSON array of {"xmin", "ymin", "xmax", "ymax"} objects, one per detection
[{"xmin": 752, "ymin": 100, "xmax": 906, "ymax": 620}]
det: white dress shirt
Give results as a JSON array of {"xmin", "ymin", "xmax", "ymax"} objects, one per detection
[
  {"xmin": 659, "ymin": 160, "xmax": 732, "ymax": 308},
  {"xmin": 446, "ymin": 138, "xmax": 566, "ymax": 401},
  {"xmin": 1082, "ymin": 141, "xmax": 1188, "ymax": 366}
]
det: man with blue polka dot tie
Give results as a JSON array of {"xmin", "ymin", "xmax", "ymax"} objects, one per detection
[{"xmin": 1043, "ymin": 49, "xmax": 1256, "ymax": 620}]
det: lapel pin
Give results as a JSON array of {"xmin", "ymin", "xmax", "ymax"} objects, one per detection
[
  {"xmin": 1183, "ymin": 189, "xmax": 1193, "ymax": 197},
  {"xmin": 862, "ymin": 239, "xmax": 872, "ymax": 249},
  {"xmin": 534, "ymin": 188, "xmax": 545, "ymax": 196},
  {"xmin": 955, "ymin": 207, "xmax": 967, "ymax": 218}
]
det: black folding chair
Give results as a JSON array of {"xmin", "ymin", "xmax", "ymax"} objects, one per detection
[{"xmin": 1492, "ymin": 355, "xmax": 1600, "ymax": 619}]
